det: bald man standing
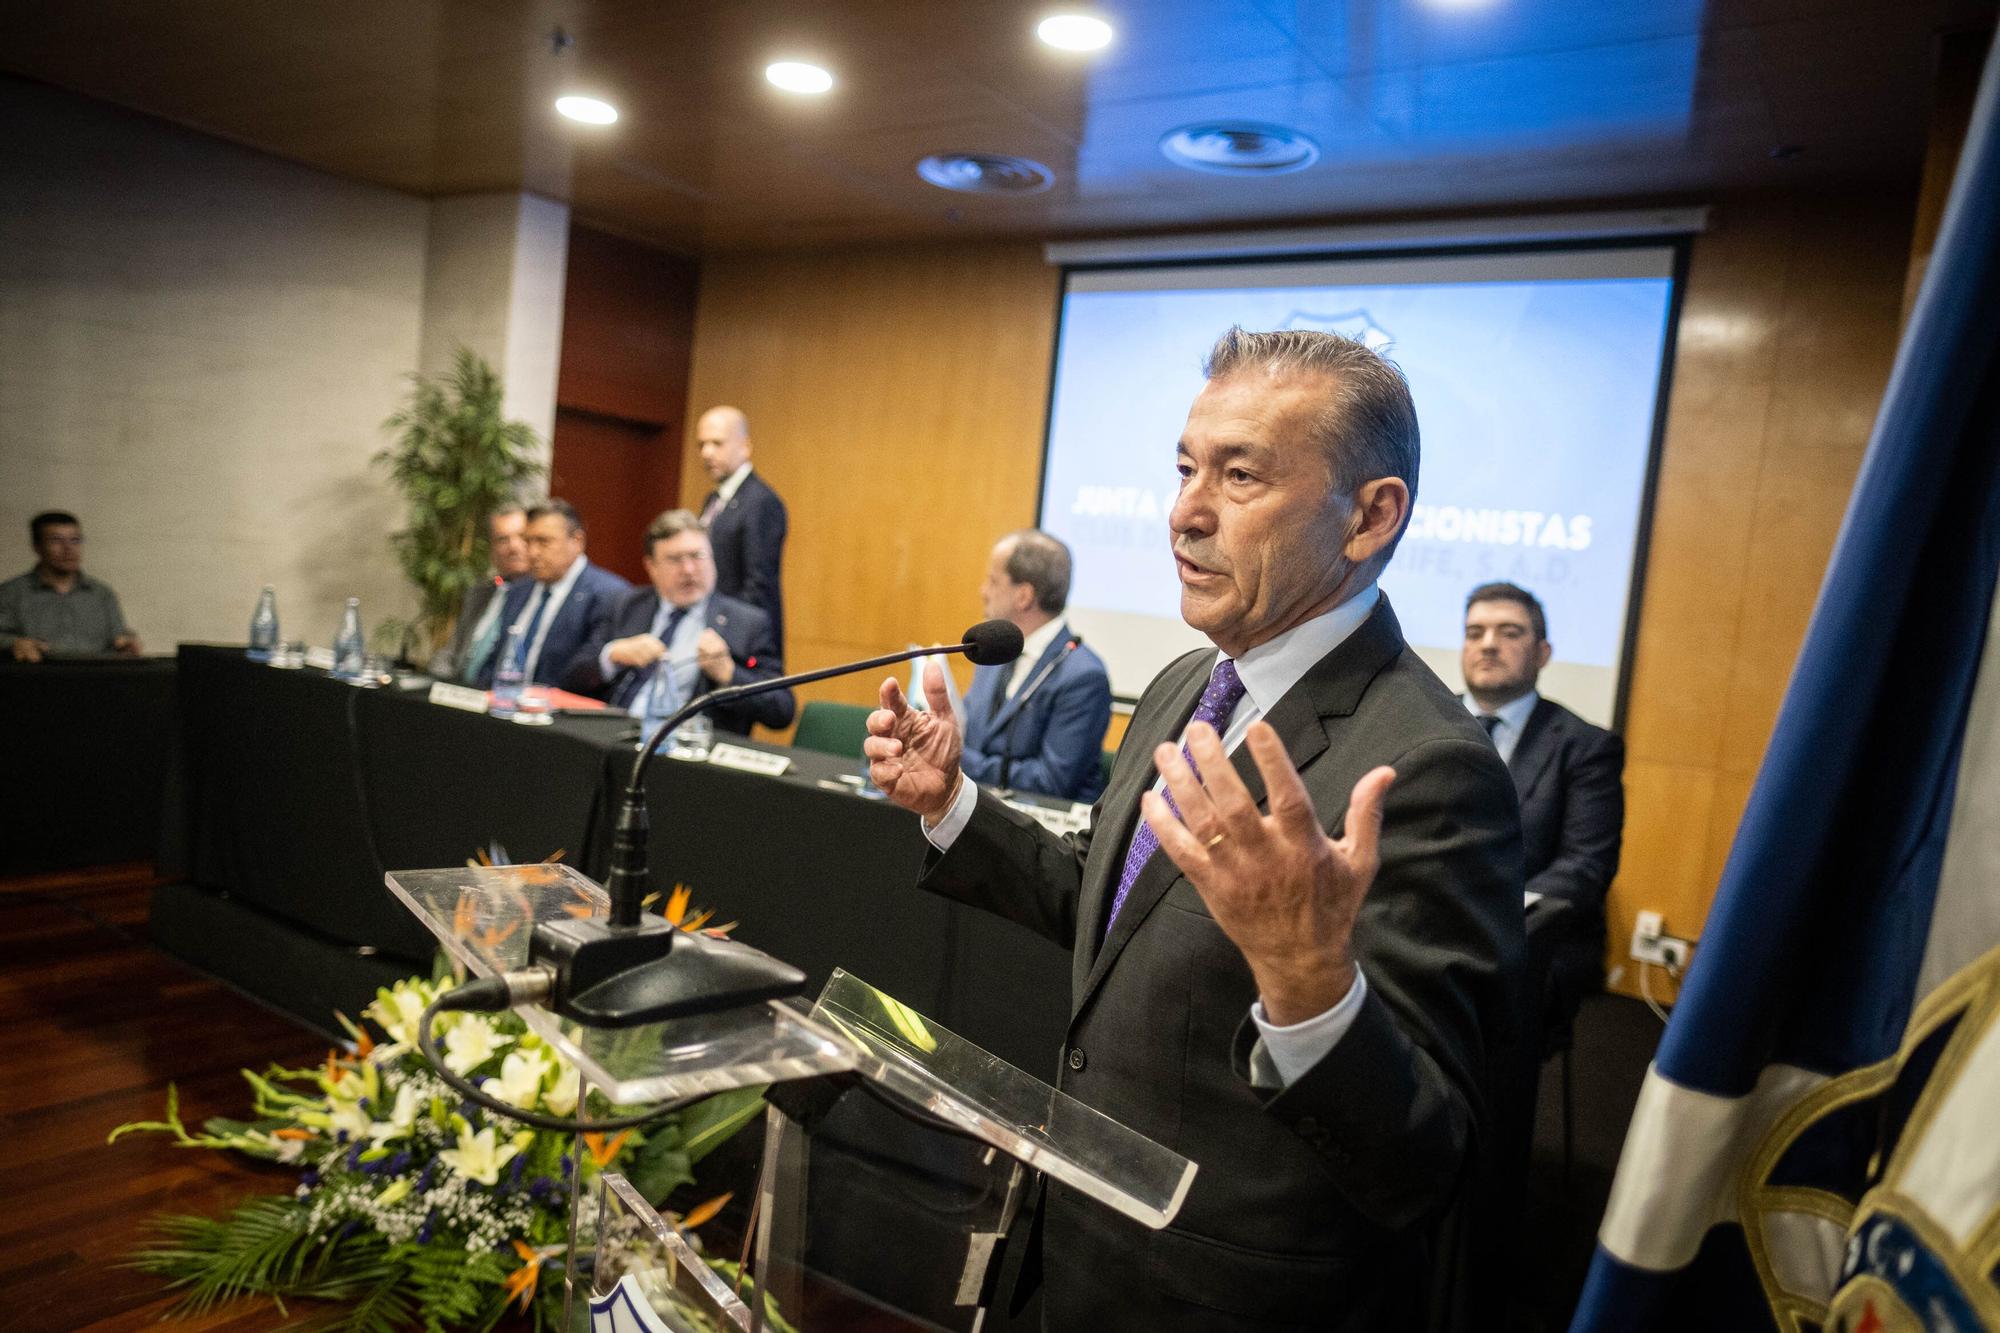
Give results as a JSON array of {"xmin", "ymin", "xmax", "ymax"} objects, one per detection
[{"xmin": 695, "ymin": 406, "xmax": 789, "ymax": 652}]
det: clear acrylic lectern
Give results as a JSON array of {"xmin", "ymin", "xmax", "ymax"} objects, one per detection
[
  {"xmin": 386, "ymin": 866, "xmax": 1195, "ymax": 1332},
  {"xmin": 750, "ymin": 969, "xmax": 1196, "ymax": 1331}
]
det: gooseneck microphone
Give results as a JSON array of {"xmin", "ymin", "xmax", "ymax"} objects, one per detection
[{"xmin": 520, "ymin": 619, "xmax": 1025, "ymax": 1028}]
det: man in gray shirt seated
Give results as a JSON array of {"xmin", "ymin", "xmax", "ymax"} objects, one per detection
[{"xmin": 0, "ymin": 511, "xmax": 142, "ymax": 662}]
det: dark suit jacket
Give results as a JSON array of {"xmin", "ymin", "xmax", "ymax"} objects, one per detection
[
  {"xmin": 430, "ymin": 574, "xmax": 506, "ymax": 682},
  {"xmin": 473, "ymin": 560, "xmax": 631, "ymax": 691},
  {"xmin": 704, "ymin": 470, "xmax": 787, "ymax": 652},
  {"xmin": 571, "ymin": 588, "xmax": 794, "ymax": 734},
  {"xmin": 1511, "ymin": 696, "xmax": 1625, "ymax": 1030},
  {"xmin": 921, "ymin": 598, "xmax": 1527, "ymax": 1331},
  {"xmin": 959, "ymin": 630, "xmax": 1112, "ymax": 802},
  {"xmin": 1511, "ymin": 697, "xmax": 1624, "ymax": 916}
]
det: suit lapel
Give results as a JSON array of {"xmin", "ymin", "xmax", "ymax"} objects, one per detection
[
  {"xmin": 985, "ymin": 633, "xmax": 1065, "ymax": 736},
  {"xmin": 1069, "ymin": 599, "xmax": 1408, "ymax": 1023},
  {"xmin": 1509, "ymin": 698, "xmax": 1559, "ymax": 801},
  {"xmin": 1071, "ymin": 653, "xmax": 1212, "ymax": 1015}
]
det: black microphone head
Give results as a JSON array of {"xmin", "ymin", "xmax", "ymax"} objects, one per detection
[{"xmin": 962, "ymin": 619, "xmax": 1025, "ymax": 666}]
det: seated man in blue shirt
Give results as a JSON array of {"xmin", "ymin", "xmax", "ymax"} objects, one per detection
[
  {"xmin": 1, "ymin": 511, "xmax": 142, "ymax": 662},
  {"xmin": 572, "ymin": 508, "xmax": 793, "ymax": 739},
  {"xmin": 957, "ymin": 529, "xmax": 1111, "ymax": 801}
]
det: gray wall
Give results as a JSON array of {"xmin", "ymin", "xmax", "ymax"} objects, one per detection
[{"xmin": 1, "ymin": 79, "xmax": 428, "ymax": 649}]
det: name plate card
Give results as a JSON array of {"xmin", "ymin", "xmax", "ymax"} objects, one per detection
[
  {"xmin": 1008, "ymin": 799, "xmax": 1092, "ymax": 838},
  {"xmin": 428, "ymin": 681, "xmax": 491, "ymax": 714},
  {"xmin": 304, "ymin": 647, "xmax": 337, "ymax": 671},
  {"xmin": 708, "ymin": 742, "xmax": 792, "ymax": 777}
]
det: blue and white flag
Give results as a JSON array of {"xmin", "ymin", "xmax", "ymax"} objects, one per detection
[{"xmin": 1572, "ymin": 41, "xmax": 2000, "ymax": 1333}]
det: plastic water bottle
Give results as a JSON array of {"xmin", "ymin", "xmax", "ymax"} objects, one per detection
[
  {"xmin": 491, "ymin": 622, "xmax": 527, "ymax": 718},
  {"xmin": 332, "ymin": 598, "xmax": 366, "ymax": 679},
  {"xmin": 246, "ymin": 586, "xmax": 279, "ymax": 662}
]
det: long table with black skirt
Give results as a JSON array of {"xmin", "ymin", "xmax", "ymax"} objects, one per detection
[
  {"xmin": 1, "ymin": 656, "xmax": 178, "ymax": 873},
  {"xmin": 160, "ymin": 645, "xmax": 1071, "ymax": 1069},
  {"xmin": 162, "ymin": 644, "xmax": 1077, "ymax": 1325}
]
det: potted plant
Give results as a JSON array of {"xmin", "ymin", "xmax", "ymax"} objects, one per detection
[{"xmin": 377, "ymin": 348, "xmax": 545, "ymax": 663}]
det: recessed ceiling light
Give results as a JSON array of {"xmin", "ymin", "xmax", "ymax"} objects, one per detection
[
  {"xmin": 1037, "ymin": 14, "xmax": 1114, "ymax": 52},
  {"xmin": 766, "ymin": 61, "xmax": 834, "ymax": 95},
  {"xmin": 555, "ymin": 95, "xmax": 618, "ymax": 125},
  {"xmin": 1160, "ymin": 122, "xmax": 1319, "ymax": 175},
  {"xmin": 916, "ymin": 153, "xmax": 1055, "ymax": 195}
]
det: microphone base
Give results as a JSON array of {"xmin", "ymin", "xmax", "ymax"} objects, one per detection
[{"xmin": 529, "ymin": 915, "xmax": 808, "ymax": 1028}]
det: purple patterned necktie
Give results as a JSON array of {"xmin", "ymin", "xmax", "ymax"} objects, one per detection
[{"xmin": 1105, "ymin": 657, "xmax": 1247, "ymax": 934}]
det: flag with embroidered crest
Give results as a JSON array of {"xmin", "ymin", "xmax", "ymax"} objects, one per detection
[{"xmin": 1571, "ymin": 39, "xmax": 2000, "ymax": 1332}]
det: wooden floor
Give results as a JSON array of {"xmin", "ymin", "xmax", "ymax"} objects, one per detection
[
  {"xmin": 0, "ymin": 867, "xmax": 925, "ymax": 1333},
  {"xmin": 0, "ymin": 864, "xmax": 328, "ymax": 1331},
  {"xmin": 0, "ymin": 864, "xmax": 1653, "ymax": 1331}
]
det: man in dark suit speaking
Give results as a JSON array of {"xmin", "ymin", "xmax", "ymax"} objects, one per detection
[
  {"xmin": 1461, "ymin": 582, "xmax": 1625, "ymax": 992},
  {"xmin": 696, "ymin": 405, "xmax": 789, "ymax": 652},
  {"xmin": 573, "ymin": 508, "xmax": 793, "ymax": 739},
  {"xmin": 864, "ymin": 329, "xmax": 1527, "ymax": 1329}
]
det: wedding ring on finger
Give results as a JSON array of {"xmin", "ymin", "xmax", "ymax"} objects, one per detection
[{"xmin": 1204, "ymin": 832, "xmax": 1229, "ymax": 850}]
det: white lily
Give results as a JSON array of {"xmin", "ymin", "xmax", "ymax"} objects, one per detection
[
  {"xmin": 364, "ymin": 982, "xmax": 433, "ymax": 1059},
  {"xmin": 441, "ymin": 1013, "xmax": 510, "ymax": 1076},
  {"xmin": 492, "ymin": 1047, "xmax": 552, "ymax": 1113},
  {"xmin": 543, "ymin": 1064, "xmax": 582, "ymax": 1118},
  {"xmin": 327, "ymin": 1094, "xmax": 374, "ymax": 1140},
  {"xmin": 438, "ymin": 1123, "xmax": 532, "ymax": 1186},
  {"xmin": 438, "ymin": 1120, "xmax": 520, "ymax": 1184},
  {"xmin": 366, "ymin": 1083, "xmax": 424, "ymax": 1145}
]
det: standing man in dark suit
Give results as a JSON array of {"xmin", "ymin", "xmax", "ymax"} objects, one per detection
[
  {"xmin": 696, "ymin": 406, "xmax": 788, "ymax": 652},
  {"xmin": 573, "ymin": 509, "xmax": 793, "ymax": 738},
  {"xmin": 473, "ymin": 499, "xmax": 630, "ymax": 692},
  {"xmin": 431, "ymin": 503, "xmax": 529, "ymax": 683},
  {"xmin": 1461, "ymin": 582, "xmax": 1625, "ymax": 990},
  {"xmin": 865, "ymin": 329, "xmax": 1526, "ymax": 1330},
  {"xmin": 959, "ymin": 529, "xmax": 1113, "ymax": 802}
]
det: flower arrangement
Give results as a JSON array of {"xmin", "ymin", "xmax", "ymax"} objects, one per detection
[{"xmin": 112, "ymin": 957, "xmax": 764, "ymax": 1332}]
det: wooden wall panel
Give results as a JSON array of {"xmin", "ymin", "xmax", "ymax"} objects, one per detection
[
  {"xmin": 1610, "ymin": 189, "xmax": 1913, "ymax": 996},
  {"xmin": 680, "ymin": 195, "xmax": 1917, "ymax": 1004},
  {"xmin": 550, "ymin": 223, "xmax": 699, "ymax": 583},
  {"xmin": 682, "ymin": 243, "xmax": 1061, "ymax": 732}
]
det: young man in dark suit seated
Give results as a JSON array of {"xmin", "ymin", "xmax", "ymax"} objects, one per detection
[
  {"xmin": 958, "ymin": 529, "xmax": 1112, "ymax": 802},
  {"xmin": 474, "ymin": 499, "xmax": 631, "ymax": 692},
  {"xmin": 572, "ymin": 508, "xmax": 793, "ymax": 739},
  {"xmin": 1460, "ymin": 581, "xmax": 1625, "ymax": 994}
]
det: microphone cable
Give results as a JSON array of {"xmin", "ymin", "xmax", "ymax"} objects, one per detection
[{"xmin": 414, "ymin": 971, "xmax": 702, "ymax": 1132}]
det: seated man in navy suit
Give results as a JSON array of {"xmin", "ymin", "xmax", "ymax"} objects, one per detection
[
  {"xmin": 1461, "ymin": 581, "xmax": 1624, "ymax": 987},
  {"xmin": 475, "ymin": 499, "xmax": 631, "ymax": 691},
  {"xmin": 572, "ymin": 508, "xmax": 793, "ymax": 739},
  {"xmin": 958, "ymin": 529, "xmax": 1111, "ymax": 802}
]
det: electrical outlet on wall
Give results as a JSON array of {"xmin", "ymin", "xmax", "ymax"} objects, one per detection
[{"xmin": 1630, "ymin": 910, "xmax": 1694, "ymax": 968}]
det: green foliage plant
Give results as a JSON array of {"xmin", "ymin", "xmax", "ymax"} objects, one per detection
[{"xmin": 377, "ymin": 348, "xmax": 544, "ymax": 660}]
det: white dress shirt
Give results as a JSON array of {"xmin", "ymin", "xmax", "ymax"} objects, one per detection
[
  {"xmin": 711, "ymin": 462, "xmax": 753, "ymax": 512},
  {"xmin": 926, "ymin": 584, "xmax": 1383, "ymax": 1086},
  {"xmin": 631, "ymin": 595, "xmax": 710, "ymax": 739},
  {"xmin": 512, "ymin": 554, "xmax": 587, "ymax": 683},
  {"xmin": 1463, "ymin": 689, "xmax": 1539, "ymax": 766},
  {"xmin": 1005, "ymin": 618, "xmax": 1068, "ymax": 698}
]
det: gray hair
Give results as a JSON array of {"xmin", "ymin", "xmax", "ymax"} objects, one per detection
[
  {"xmin": 1000, "ymin": 529, "xmax": 1073, "ymax": 616},
  {"xmin": 644, "ymin": 508, "xmax": 708, "ymax": 556},
  {"xmin": 1202, "ymin": 327, "xmax": 1421, "ymax": 515}
]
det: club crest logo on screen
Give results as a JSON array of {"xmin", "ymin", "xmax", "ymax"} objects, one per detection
[{"xmin": 1279, "ymin": 308, "xmax": 1394, "ymax": 351}]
